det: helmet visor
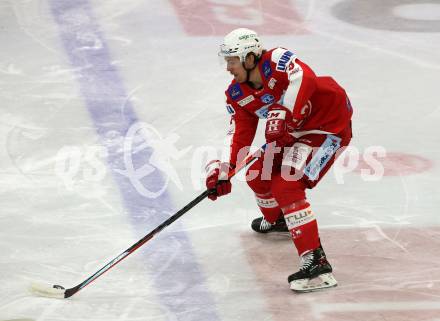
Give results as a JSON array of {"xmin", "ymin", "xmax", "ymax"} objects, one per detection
[
  {"xmin": 218, "ymin": 43, "xmax": 241, "ymax": 66},
  {"xmin": 218, "ymin": 44, "xmax": 239, "ymax": 58}
]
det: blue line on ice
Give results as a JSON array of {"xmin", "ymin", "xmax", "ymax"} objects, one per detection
[{"xmin": 49, "ymin": 1, "xmax": 219, "ymax": 319}]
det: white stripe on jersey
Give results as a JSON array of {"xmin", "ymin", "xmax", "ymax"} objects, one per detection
[
  {"xmin": 281, "ymin": 61, "xmax": 303, "ymax": 110},
  {"xmin": 271, "ymin": 48, "xmax": 296, "ymax": 65},
  {"xmin": 271, "ymin": 48, "xmax": 287, "ymax": 64}
]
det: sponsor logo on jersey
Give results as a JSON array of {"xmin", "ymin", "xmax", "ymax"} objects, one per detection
[
  {"xmin": 255, "ymin": 105, "xmax": 269, "ymax": 119},
  {"xmin": 260, "ymin": 93, "xmax": 275, "ymax": 104},
  {"xmin": 237, "ymin": 95, "xmax": 255, "ymax": 107},
  {"xmin": 287, "ymin": 61, "xmax": 300, "ymax": 76},
  {"xmin": 282, "ymin": 143, "xmax": 312, "ymax": 170},
  {"xmin": 226, "ymin": 104, "xmax": 235, "ymax": 115},
  {"xmin": 267, "ymin": 110, "xmax": 286, "ymax": 120},
  {"xmin": 228, "ymin": 83, "xmax": 243, "ymax": 100},
  {"xmin": 276, "ymin": 50, "xmax": 295, "ymax": 71},
  {"xmin": 256, "ymin": 197, "xmax": 278, "ymax": 208},
  {"xmin": 284, "ymin": 207, "xmax": 314, "ymax": 229},
  {"xmin": 268, "ymin": 77, "xmax": 277, "ymax": 89},
  {"xmin": 262, "ymin": 60, "xmax": 272, "ymax": 78},
  {"xmin": 304, "ymin": 135, "xmax": 341, "ymax": 180}
]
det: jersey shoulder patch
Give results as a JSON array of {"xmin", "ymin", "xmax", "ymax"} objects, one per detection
[
  {"xmin": 261, "ymin": 59, "xmax": 272, "ymax": 79},
  {"xmin": 259, "ymin": 50, "xmax": 274, "ymax": 79},
  {"xmin": 226, "ymin": 82, "xmax": 244, "ymax": 100},
  {"xmin": 271, "ymin": 47, "xmax": 296, "ymax": 72}
]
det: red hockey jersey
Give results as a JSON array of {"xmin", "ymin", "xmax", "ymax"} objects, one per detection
[{"xmin": 224, "ymin": 47, "xmax": 353, "ymax": 165}]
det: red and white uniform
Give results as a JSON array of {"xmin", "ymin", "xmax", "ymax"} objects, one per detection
[
  {"xmin": 224, "ymin": 48, "xmax": 353, "ymax": 255},
  {"xmin": 225, "ymin": 47, "xmax": 352, "ymax": 165}
]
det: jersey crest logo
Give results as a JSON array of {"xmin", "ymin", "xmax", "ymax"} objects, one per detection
[
  {"xmin": 276, "ymin": 50, "xmax": 295, "ymax": 71},
  {"xmin": 261, "ymin": 94, "xmax": 275, "ymax": 104},
  {"xmin": 228, "ymin": 83, "xmax": 243, "ymax": 100},
  {"xmin": 238, "ymin": 95, "xmax": 255, "ymax": 106},
  {"xmin": 262, "ymin": 60, "xmax": 272, "ymax": 78},
  {"xmin": 293, "ymin": 101, "xmax": 312, "ymax": 128}
]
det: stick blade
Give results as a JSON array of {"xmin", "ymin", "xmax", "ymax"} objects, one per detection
[{"xmin": 29, "ymin": 282, "xmax": 66, "ymax": 299}]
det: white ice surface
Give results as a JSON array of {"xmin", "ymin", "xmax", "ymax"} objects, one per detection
[{"xmin": 1, "ymin": 1, "xmax": 440, "ymax": 321}]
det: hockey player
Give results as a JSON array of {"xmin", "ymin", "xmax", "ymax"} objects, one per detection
[{"xmin": 205, "ymin": 28, "xmax": 353, "ymax": 292}]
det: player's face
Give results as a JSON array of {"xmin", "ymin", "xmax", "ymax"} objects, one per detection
[{"xmin": 225, "ymin": 56, "xmax": 246, "ymax": 83}]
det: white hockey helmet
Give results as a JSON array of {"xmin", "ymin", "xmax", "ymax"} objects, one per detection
[{"xmin": 218, "ymin": 28, "xmax": 263, "ymax": 62}]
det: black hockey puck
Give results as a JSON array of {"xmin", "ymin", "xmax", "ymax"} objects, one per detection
[{"xmin": 53, "ymin": 285, "xmax": 65, "ymax": 290}]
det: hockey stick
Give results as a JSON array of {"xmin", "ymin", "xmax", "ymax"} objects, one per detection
[{"xmin": 30, "ymin": 144, "xmax": 266, "ymax": 299}]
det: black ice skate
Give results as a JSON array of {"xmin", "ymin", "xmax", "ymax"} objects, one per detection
[
  {"xmin": 288, "ymin": 246, "xmax": 337, "ymax": 293},
  {"xmin": 251, "ymin": 216, "xmax": 288, "ymax": 233}
]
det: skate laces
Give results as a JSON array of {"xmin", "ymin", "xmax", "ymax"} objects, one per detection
[
  {"xmin": 299, "ymin": 251, "xmax": 314, "ymax": 271},
  {"xmin": 260, "ymin": 218, "xmax": 272, "ymax": 231}
]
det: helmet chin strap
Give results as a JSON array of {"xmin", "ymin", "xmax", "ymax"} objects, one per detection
[
  {"xmin": 244, "ymin": 65, "xmax": 252, "ymax": 83},
  {"xmin": 242, "ymin": 53, "xmax": 260, "ymax": 86}
]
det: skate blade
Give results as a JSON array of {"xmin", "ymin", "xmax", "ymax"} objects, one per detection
[{"xmin": 290, "ymin": 273, "xmax": 338, "ymax": 293}]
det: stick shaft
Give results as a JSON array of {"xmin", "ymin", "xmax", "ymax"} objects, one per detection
[{"xmin": 65, "ymin": 145, "xmax": 265, "ymax": 298}]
